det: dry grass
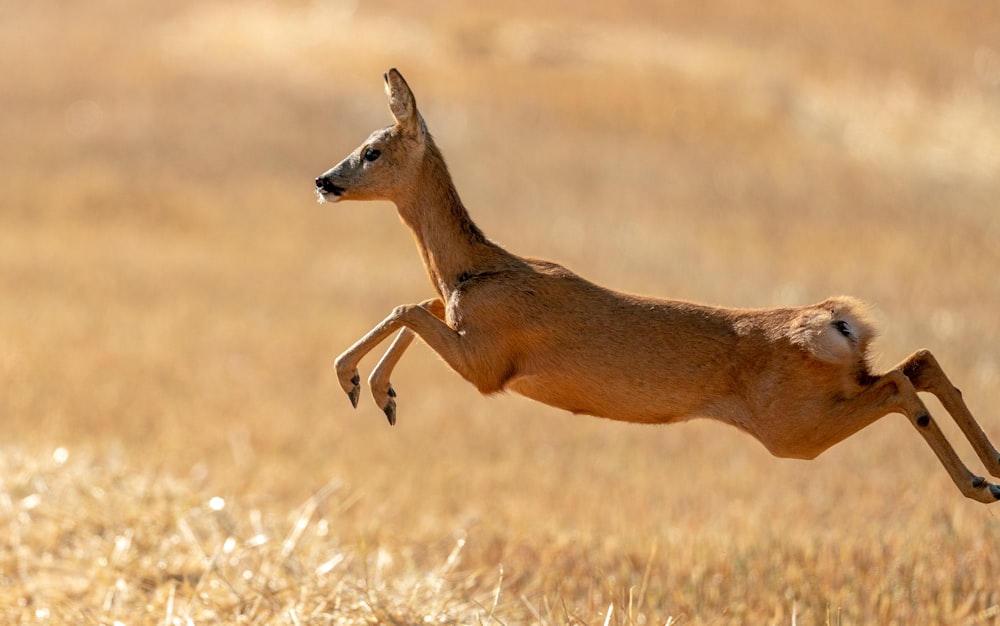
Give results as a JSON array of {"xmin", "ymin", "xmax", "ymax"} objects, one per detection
[{"xmin": 2, "ymin": 0, "xmax": 1000, "ymax": 623}]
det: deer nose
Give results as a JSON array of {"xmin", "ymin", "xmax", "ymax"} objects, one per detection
[{"xmin": 315, "ymin": 176, "xmax": 345, "ymax": 195}]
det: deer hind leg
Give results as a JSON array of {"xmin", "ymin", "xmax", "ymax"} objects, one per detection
[
  {"xmin": 367, "ymin": 299, "xmax": 446, "ymax": 424},
  {"xmin": 877, "ymin": 355, "xmax": 1000, "ymax": 503},
  {"xmin": 768, "ymin": 363, "xmax": 999, "ymax": 502},
  {"xmin": 901, "ymin": 349, "xmax": 1000, "ymax": 479}
]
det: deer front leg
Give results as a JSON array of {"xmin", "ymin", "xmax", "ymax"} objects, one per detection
[
  {"xmin": 366, "ymin": 299, "xmax": 447, "ymax": 424},
  {"xmin": 335, "ymin": 317, "xmax": 400, "ymax": 411},
  {"xmin": 335, "ymin": 299, "xmax": 468, "ymax": 423},
  {"xmin": 367, "ymin": 329, "xmax": 412, "ymax": 425}
]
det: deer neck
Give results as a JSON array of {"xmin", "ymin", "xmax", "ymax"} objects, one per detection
[{"xmin": 395, "ymin": 143, "xmax": 498, "ymax": 299}]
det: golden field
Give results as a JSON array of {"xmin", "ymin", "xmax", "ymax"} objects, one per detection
[{"xmin": 2, "ymin": 0, "xmax": 1000, "ymax": 623}]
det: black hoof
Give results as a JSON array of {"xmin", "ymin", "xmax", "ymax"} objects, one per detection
[
  {"xmin": 383, "ymin": 398, "xmax": 397, "ymax": 426},
  {"xmin": 345, "ymin": 374, "xmax": 361, "ymax": 408},
  {"xmin": 990, "ymin": 484, "xmax": 1000, "ymax": 501}
]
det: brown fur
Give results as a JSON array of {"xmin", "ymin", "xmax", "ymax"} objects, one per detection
[{"xmin": 315, "ymin": 69, "xmax": 1000, "ymax": 502}]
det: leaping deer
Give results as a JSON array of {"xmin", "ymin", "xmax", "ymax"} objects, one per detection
[{"xmin": 315, "ymin": 68, "xmax": 1000, "ymax": 503}]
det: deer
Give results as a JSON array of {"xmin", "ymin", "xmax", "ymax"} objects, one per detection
[{"xmin": 314, "ymin": 68, "xmax": 1000, "ymax": 503}]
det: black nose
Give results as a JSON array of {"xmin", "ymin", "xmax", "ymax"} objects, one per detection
[{"xmin": 315, "ymin": 176, "xmax": 345, "ymax": 195}]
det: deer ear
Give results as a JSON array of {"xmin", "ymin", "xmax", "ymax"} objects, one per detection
[{"xmin": 384, "ymin": 68, "xmax": 419, "ymax": 133}]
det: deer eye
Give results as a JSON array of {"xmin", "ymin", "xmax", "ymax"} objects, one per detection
[{"xmin": 363, "ymin": 148, "xmax": 381, "ymax": 162}]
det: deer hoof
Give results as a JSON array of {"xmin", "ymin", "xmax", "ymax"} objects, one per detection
[
  {"xmin": 346, "ymin": 373, "xmax": 361, "ymax": 408},
  {"xmin": 382, "ymin": 397, "xmax": 397, "ymax": 426},
  {"xmin": 990, "ymin": 484, "xmax": 1000, "ymax": 501}
]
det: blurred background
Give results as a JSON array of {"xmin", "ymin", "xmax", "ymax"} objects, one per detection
[{"xmin": 2, "ymin": 0, "xmax": 999, "ymax": 622}]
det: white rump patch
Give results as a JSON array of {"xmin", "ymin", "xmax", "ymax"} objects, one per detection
[{"xmin": 789, "ymin": 296, "xmax": 876, "ymax": 364}]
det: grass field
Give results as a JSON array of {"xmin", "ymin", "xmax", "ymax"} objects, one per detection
[{"xmin": 3, "ymin": 0, "xmax": 1000, "ymax": 623}]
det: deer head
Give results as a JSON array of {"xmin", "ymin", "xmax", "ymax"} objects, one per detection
[{"xmin": 315, "ymin": 69, "xmax": 427, "ymax": 204}]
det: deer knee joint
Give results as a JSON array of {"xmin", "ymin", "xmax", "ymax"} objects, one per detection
[{"xmin": 390, "ymin": 304, "xmax": 409, "ymax": 319}]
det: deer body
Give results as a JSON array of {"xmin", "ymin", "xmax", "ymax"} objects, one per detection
[{"xmin": 316, "ymin": 69, "xmax": 1000, "ymax": 502}]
